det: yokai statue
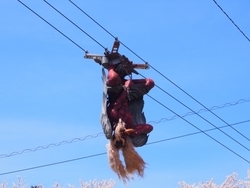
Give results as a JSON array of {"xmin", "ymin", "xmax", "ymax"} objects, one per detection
[{"xmin": 85, "ymin": 39, "xmax": 154, "ymax": 182}]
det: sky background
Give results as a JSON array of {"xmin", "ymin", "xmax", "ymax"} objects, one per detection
[{"xmin": 1, "ymin": 0, "xmax": 250, "ymax": 187}]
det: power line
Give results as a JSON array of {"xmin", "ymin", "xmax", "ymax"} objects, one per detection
[
  {"xmin": 68, "ymin": 0, "xmax": 117, "ymax": 39},
  {"xmin": 212, "ymin": 0, "xmax": 250, "ymax": 43},
  {"xmin": 145, "ymin": 61, "xmax": 250, "ymax": 143},
  {"xmin": 148, "ymin": 97, "xmax": 250, "ymax": 124},
  {"xmin": 142, "ymin": 75, "xmax": 250, "ymax": 152},
  {"xmin": 43, "ymin": 0, "xmax": 107, "ymax": 50},
  {"xmin": 1, "ymin": 97, "xmax": 249, "ymax": 159},
  {"xmin": 0, "ymin": 153, "xmax": 106, "ymax": 176},
  {"xmin": 147, "ymin": 119, "xmax": 250, "ymax": 145},
  {"xmin": 0, "ymin": 133, "xmax": 104, "ymax": 159},
  {"xmin": 68, "ymin": 0, "xmax": 250, "ymax": 143},
  {"xmin": 146, "ymin": 94, "xmax": 250, "ymax": 164},
  {"xmin": 17, "ymin": 0, "xmax": 86, "ymax": 52},
  {"xmin": 0, "ymin": 119, "xmax": 249, "ymax": 176}
]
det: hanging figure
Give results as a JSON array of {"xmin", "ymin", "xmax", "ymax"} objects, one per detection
[{"xmin": 85, "ymin": 39, "xmax": 154, "ymax": 183}]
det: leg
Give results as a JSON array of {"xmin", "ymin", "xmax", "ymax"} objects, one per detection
[{"xmin": 127, "ymin": 78, "xmax": 154, "ymax": 101}]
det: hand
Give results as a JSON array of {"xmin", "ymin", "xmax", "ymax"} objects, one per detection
[{"xmin": 124, "ymin": 128, "xmax": 135, "ymax": 135}]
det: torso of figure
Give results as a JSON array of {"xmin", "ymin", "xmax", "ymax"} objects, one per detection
[
  {"xmin": 107, "ymin": 90, "xmax": 133, "ymax": 129},
  {"xmin": 106, "ymin": 66, "xmax": 133, "ymax": 129}
]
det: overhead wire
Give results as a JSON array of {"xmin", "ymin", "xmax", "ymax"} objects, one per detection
[
  {"xmin": 1, "ymin": 97, "xmax": 249, "ymax": 159},
  {"xmin": 68, "ymin": 0, "xmax": 117, "ymax": 39},
  {"xmin": 0, "ymin": 153, "xmax": 106, "ymax": 176},
  {"xmin": 147, "ymin": 119, "xmax": 250, "ymax": 145},
  {"xmin": 1, "ymin": 119, "xmax": 249, "ymax": 176},
  {"xmin": 212, "ymin": 0, "xmax": 250, "ymax": 43},
  {"xmin": 141, "ymin": 74, "xmax": 250, "ymax": 152},
  {"xmin": 146, "ymin": 94, "xmax": 250, "ymax": 164},
  {"xmin": 18, "ymin": 0, "xmax": 250, "ymax": 163},
  {"xmin": 140, "ymin": 70, "xmax": 250, "ymax": 143},
  {"xmin": 0, "ymin": 133, "xmax": 104, "ymax": 159},
  {"xmin": 68, "ymin": 0, "xmax": 250, "ymax": 142},
  {"xmin": 43, "ymin": 0, "xmax": 107, "ymax": 50},
  {"xmin": 17, "ymin": 0, "xmax": 86, "ymax": 52},
  {"xmin": 148, "ymin": 97, "xmax": 250, "ymax": 124}
]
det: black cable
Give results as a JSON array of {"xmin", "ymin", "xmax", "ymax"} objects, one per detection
[
  {"xmin": 18, "ymin": 0, "xmax": 86, "ymax": 52},
  {"xmin": 147, "ymin": 119, "xmax": 250, "ymax": 145},
  {"xmin": 43, "ymin": 0, "xmax": 107, "ymax": 50},
  {"xmin": 0, "ymin": 119, "xmax": 249, "ymax": 176},
  {"xmin": 68, "ymin": 0, "xmax": 117, "ymax": 39},
  {"xmin": 0, "ymin": 133, "xmax": 104, "ymax": 158},
  {"xmin": 148, "ymin": 98, "xmax": 250, "ymax": 124},
  {"xmin": 69, "ymin": 0, "xmax": 250, "ymax": 143},
  {"xmin": 141, "ymin": 74, "xmax": 250, "ymax": 152},
  {"xmin": 0, "ymin": 152, "xmax": 106, "ymax": 176},
  {"xmin": 147, "ymin": 94, "xmax": 250, "ymax": 164},
  {"xmin": 144, "ymin": 64, "xmax": 250, "ymax": 142},
  {"xmin": 212, "ymin": 0, "xmax": 250, "ymax": 43}
]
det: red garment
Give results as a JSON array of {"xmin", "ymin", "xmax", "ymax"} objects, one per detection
[{"xmin": 107, "ymin": 67, "xmax": 133, "ymax": 129}]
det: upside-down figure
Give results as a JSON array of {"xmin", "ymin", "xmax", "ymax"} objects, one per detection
[{"xmin": 85, "ymin": 39, "xmax": 154, "ymax": 183}]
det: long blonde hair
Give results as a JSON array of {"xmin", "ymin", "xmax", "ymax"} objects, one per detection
[{"xmin": 106, "ymin": 118, "xmax": 146, "ymax": 183}]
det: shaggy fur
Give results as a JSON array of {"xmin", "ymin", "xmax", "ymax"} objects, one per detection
[{"xmin": 106, "ymin": 119, "xmax": 146, "ymax": 183}]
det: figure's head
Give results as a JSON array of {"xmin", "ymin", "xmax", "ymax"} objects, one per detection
[{"xmin": 114, "ymin": 56, "xmax": 133, "ymax": 78}]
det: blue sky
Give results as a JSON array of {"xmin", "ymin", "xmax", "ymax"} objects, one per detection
[{"xmin": 1, "ymin": 0, "xmax": 250, "ymax": 187}]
